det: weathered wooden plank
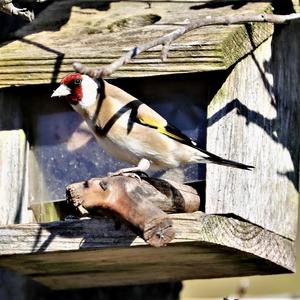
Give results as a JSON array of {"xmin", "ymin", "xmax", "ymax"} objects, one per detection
[
  {"xmin": 0, "ymin": 91, "xmax": 32, "ymax": 225},
  {"xmin": 206, "ymin": 24, "xmax": 300, "ymax": 240},
  {"xmin": 0, "ymin": 91, "xmax": 42, "ymax": 299},
  {"xmin": 15, "ymin": 245, "xmax": 290, "ymax": 290},
  {"xmin": 0, "ymin": 212, "xmax": 294, "ymax": 289},
  {"xmin": 0, "ymin": 130, "xmax": 27, "ymax": 224},
  {"xmin": 0, "ymin": 59, "xmax": 225, "ymax": 76},
  {"xmin": 0, "ymin": 1, "xmax": 273, "ymax": 87},
  {"xmin": 0, "ymin": 67, "xmax": 222, "ymax": 87}
]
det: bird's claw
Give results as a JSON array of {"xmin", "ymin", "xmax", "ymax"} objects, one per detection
[{"xmin": 108, "ymin": 171, "xmax": 148, "ymax": 183}]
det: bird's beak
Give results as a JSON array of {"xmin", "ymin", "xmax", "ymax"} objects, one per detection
[{"xmin": 51, "ymin": 84, "xmax": 71, "ymax": 98}]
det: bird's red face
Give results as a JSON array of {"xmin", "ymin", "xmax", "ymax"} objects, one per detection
[{"xmin": 51, "ymin": 73, "xmax": 83, "ymax": 105}]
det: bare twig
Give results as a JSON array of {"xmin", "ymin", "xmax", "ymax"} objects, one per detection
[{"xmin": 73, "ymin": 13, "xmax": 300, "ymax": 78}]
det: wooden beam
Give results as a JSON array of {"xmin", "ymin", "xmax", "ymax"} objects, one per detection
[{"xmin": 0, "ymin": 212, "xmax": 295, "ymax": 289}]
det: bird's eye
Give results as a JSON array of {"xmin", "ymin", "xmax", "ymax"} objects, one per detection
[{"xmin": 74, "ymin": 78, "xmax": 81, "ymax": 85}]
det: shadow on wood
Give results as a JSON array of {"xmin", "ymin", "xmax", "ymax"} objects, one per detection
[{"xmin": 0, "ymin": 212, "xmax": 294, "ymax": 290}]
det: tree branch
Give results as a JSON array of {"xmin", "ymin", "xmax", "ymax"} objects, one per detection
[
  {"xmin": 66, "ymin": 176, "xmax": 201, "ymax": 247},
  {"xmin": 73, "ymin": 13, "xmax": 300, "ymax": 78}
]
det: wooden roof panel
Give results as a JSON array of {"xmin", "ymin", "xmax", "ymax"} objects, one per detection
[{"xmin": 0, "ymin": 1, "xmax": 273, "ymax": 87}]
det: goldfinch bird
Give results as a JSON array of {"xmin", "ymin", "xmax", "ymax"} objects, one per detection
[{"xmin": 51, "ymin": 73, "xmax": 254, "ymax": 175}]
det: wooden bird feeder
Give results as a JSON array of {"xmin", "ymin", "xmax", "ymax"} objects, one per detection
[{"xmin": 0, "ymin": 0, "xmax": 299, "ymax": 292}]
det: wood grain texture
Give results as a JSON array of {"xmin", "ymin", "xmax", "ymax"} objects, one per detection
[
  {"xmin": 67, "ymin": 176, "xmax": 178, "ymax": 247},
  {"xmin": 0, "ymin": 91, "xmax": 31, "ymax": 225},
  {"xmin": 67, "ymin": 176, "xmax": 200, "ymax": 214},
  {"xmin": 0, "ymin": 1, "xmax": 273, "ymax": 87},
  {"xmin": 206, "ymin": 25, "xmax": 300, "ymax": 240},
  {"xmin": 0, "ymin": 212, "xmax": 295, "ymax": 289},
  {"xmin": 65, "ymin": 176, "xmax": 201, "ymax": 246}
]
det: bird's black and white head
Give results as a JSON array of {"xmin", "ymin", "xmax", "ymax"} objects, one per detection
[{"xmin": 51, "ymin": 73, "xmax": 99, "ymax": 108}]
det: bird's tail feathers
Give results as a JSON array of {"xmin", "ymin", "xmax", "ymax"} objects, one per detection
[{"xmin": 199, "ymin": 148, "xmax": 254, "ymax": 171}]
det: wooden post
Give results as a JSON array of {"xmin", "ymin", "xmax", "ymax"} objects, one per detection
[
  {"xmin": 0, "ymin": 88, "xmax": 47, "ymax": 300},
  {"xmin": 206, "ymin": 24, "xmax": 300, "ymax": 241},
  {"xmin": 0, "ymin": 89, "xmax": 30, "ymax": 225}
]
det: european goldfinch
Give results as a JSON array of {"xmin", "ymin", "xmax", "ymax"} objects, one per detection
[{"xmin": 51, "ymin": 73, "xmax": 253, "ymax": 174}]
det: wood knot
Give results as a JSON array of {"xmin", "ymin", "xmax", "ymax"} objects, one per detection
[{"xmin": 106, "ymin": 14, "xmax": 161, "ymax": 32}]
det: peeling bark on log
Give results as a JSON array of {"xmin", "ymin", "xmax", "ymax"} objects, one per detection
[{"xmin": 66, "ymin": 176, "xmax": 201, "ymax": 247}]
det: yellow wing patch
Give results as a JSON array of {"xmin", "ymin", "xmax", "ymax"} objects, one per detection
[
  {"xmin": 157, "ymin": 126, "xmax": 186, "ymax": 141},
  {"xmin": 138, "ymin": 115, "xmax": 159, "ymax": 128},
  {"xmin": 136, "ymin": 102, "xmax": 192, "ymax": 145},
  {"xmin": 138, "ymin": 116, "xmax": 186, "ymax": 142}
]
